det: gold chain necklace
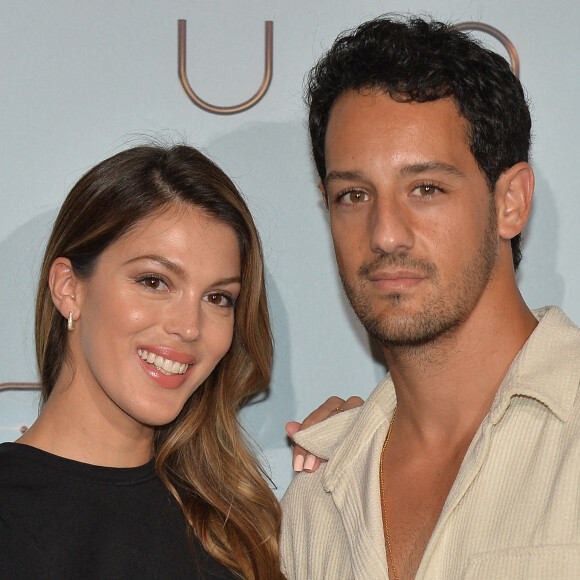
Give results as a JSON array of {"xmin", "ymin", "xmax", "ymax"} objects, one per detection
[{"xmin": 379, "ymin": 405, "xmax": 398, "ymax": 580}]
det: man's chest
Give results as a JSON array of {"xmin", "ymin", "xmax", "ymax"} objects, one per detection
[{"xmin": 383, "ymin": 448, "xmax": 466, "ymax": 579}]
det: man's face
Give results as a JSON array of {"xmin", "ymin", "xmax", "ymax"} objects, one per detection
[{"xmin": 322, "ymin": 90, "xmax": 499, "ymax": 346}]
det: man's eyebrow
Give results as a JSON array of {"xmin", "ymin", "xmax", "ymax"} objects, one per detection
[
  {"xmin": 400, "ymin": 161, "xmax": 465, "ymax": 178},
  {"xmin": 324, "ymin": 170, "xmax": 365, "ymax": 187},
  {"xmin": 124, "ymin": 255, "xmax": 186, "ymax": 277},
  {"xmin": 324, "ymin": 163, "xmax": 464, "ymax": 187}
]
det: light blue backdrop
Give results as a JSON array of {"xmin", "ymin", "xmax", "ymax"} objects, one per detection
[{"xmin": 1, "ymin": 1, "xmax": 579, "ymax": 497}]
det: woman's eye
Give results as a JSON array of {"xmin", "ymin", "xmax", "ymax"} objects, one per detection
[
  {"xmin": 138, "ymin": 276, "xmax": 168, "ymax": 291},
  {"xmin": 204, "ymin": 293, "xmax": 233, "ymax": 308}
]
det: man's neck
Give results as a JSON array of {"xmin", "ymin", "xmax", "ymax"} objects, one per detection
[{"xmin": 383, "ymin": 281, "xmax": 538, "ymax": 446}]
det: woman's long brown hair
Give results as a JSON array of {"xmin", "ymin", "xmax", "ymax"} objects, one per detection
[{"xmin": 35, "ymin": 145, "xmax": 283, "ymax": 578}]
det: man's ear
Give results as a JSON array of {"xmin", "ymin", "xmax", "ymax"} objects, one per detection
[
  {"xmin": 495, "ymin": 162, "xmax": 534, "ymax": 240},
  {"xmin": 48, "ymin": 258, "xmax": 82, "ymax": 325},
  {"xmin": 318, "ymin": 182, "xmax": 329, "ymax": 209}
]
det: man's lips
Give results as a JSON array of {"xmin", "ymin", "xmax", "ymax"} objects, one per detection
[
  {"xmin": 367, "ymin": 269, "xmax": 426, "ymax": 281},
  {"xmin": 366, "ymin": 270, "xmax": 426, "ymax": 290}
]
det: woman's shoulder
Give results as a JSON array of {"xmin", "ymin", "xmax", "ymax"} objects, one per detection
[
  {"xmin": 0, "ymin": 442, "xmax": 77, "ymax": 485},
  {"xmin": 0, "ymin": 441, "xmax": 29, "ymax": 459},
  {"xmin": 0, "ymin": 442, "xmax": 39, "ymax": 481},
  {"xmin": 0, "ymin": 442, "xmax": 63, "ymax": 523}
]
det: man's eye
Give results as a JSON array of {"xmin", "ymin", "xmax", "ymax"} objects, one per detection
[
  {"xmin": 413, "ymin": 184, "xmax": 441, "ymax": 197},
  {"xmin": 340, "ymin": 190, "xmax": 369, "ymax": 204}
]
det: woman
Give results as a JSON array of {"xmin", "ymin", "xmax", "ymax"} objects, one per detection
[{"xmin": 0, "ymin": 145, "xmax": 283, "ymax": 579}]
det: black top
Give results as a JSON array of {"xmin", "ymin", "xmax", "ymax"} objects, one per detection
[{"xmin": 0, "ymin": 442, "xmax": 237, "ymax": 579}]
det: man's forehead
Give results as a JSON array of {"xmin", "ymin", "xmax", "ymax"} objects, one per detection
[
  {"xmin": 326, "ymin": 89, "xmax": 467, "ymax": 133},
  {"xmin": 323, "ymin": 91, "xmax": 474, "ymax": 175}
]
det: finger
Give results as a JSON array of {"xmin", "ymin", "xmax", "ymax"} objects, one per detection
[
  {"xmin": 342, "ymin": 396, "xmax": 365, "ymax": 411},
  {"xmin": 285, "ymin": 421, "xmax": 301, "ymax": 439},
  {"xmin": 287, "ymin": 431, "xmax": 324, "ymax": 473},
  {"xmin": 303, "ymin": 454, "xmax": 322, "ymax": 472},
  {"xmin": 301, "ymin": 398, "xmax": 364, "ymax": 472},
  {"xmin": 293, "ymin": 444, "xmax": 307, "ymax": 472},
  {"xmin": 300, "ymin": 396, "xmax": 347, "ymax": 430},
  {"xmin": 286, "ymin": 422, "xmax": 308, "ymax": 472},
  {"xmin": 286, "ymin": 396, "xmax": 366, "ymax": 473}
]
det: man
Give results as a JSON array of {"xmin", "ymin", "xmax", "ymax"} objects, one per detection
[{"xmin": 281, "ymin": 15, "xmax": 580, "ymax": 579}]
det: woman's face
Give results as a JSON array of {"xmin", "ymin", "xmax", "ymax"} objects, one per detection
[{"xmin": 63, "ymin": 205, "xmax": 241, "ymax": 432}]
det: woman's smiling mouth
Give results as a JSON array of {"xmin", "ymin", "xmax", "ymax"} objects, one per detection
[{"xmin": 138, "ymin": 349, "xmax": 191, "ymax": 376}]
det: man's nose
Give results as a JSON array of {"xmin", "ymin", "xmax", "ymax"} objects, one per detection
[{"xmin": 369, "ymin": 193, "xmax": 415, "ymax": 255}]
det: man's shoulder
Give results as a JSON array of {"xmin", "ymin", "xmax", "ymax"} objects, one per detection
[
  {"xmin": 293, "ymin": 375, "xmax": 395, "ymax": 462},
  {"xmin": 530, "ymin": 306, "xmax": 580, "ymax": 347},
  {"xmin": 281, "ymin": 379, "xmax": 394, "ymax": 579},
  {"xmin": 281, "ymin": 453, "xmax": 357, "ymax": 579},
  {"xmin": 291, "ymin": 407, "xmax": 361, "ymax": 462},
  {"xmin": 281, "ymin": 459, "xmax": 329, "ymax": 511},
  {"xmin": 500, "ymin": 306, "xmax": 580, "ymax": 423},
  {"xmin": 284, "ymin": 375, "xmax": 395, "ymax": 511}
]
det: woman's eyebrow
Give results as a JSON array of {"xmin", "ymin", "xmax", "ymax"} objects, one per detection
[
  {"xmin": 213, "ymin": 276, "xmax": 241, "ymax": 286},
  {"xmin": 124, "ymin": 255, "xmax": 241, "ymax": 286},
  {"xmin": 124, "ymin": 255, "xmax": 186, "ymax": 277}
]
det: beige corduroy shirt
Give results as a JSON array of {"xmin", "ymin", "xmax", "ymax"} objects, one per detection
[{"xmin": 281, "ymin": 307, "xmax": 580, "ymax": 579}]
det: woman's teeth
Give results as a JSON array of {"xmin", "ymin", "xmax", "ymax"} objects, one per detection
[{"xmin": 138, "ymin": 349, "xmax": 190, "ymax": 376}]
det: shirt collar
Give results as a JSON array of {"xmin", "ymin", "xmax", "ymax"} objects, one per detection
[{"xmin": 488, "ymin": 306, "xmax": 580, "ymax": 424}]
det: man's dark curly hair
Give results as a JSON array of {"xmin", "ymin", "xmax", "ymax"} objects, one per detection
[{"xmin": 307, "ymin": 15, "xmax": 531, "ymax": 269}]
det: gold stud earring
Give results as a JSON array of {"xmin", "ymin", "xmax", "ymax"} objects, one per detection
[{"xmin": 67, "ymin": 310, "xmax": 75, "ymax": 332}]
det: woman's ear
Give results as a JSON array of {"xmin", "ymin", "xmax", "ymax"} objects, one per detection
[
  {"xmin": 495, "ymin": 162, "xmax": 534, "ymax": 240},
  {"xmin": 49, "ymin": 258, "xmax": 82, "ymax": 326}
]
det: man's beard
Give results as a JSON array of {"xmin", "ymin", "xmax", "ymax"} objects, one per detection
[{"xmin": 339, "ymin": 202, "xmax": 499, "ymax": 348}]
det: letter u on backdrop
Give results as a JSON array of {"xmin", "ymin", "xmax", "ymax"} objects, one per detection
[{"xmin": 178, "ymin": 19, "xmax": 274, "ymax": 115}]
